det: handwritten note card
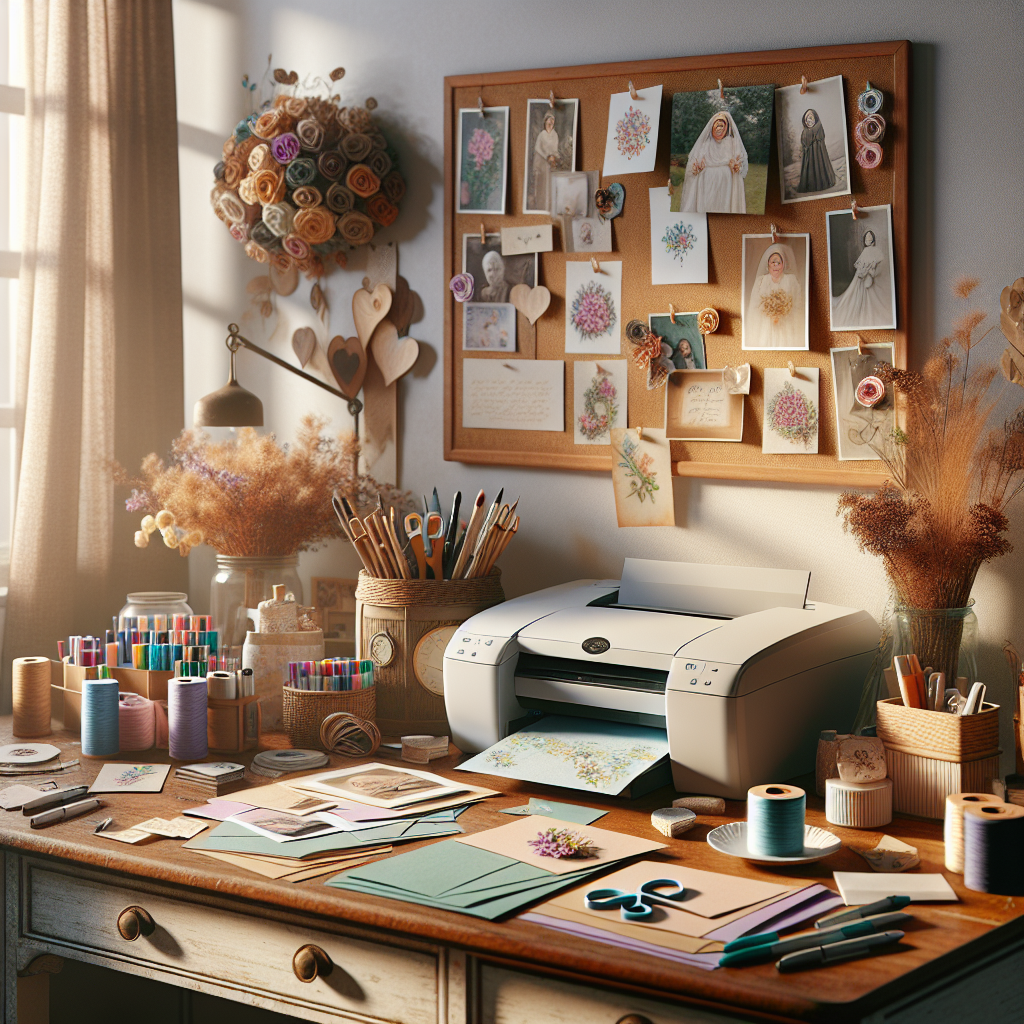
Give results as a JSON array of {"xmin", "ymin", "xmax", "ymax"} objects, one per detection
[
  {"xmin": 463, "ymin": 359, "xmax": 564, "ymax": 432},
  {"xmin": 665, "ymin": 370, "xmax": 744, "ymax": 442},
  {"xmin": 501, "ymin": 224, "xmax": 554, "ymax": 255}
]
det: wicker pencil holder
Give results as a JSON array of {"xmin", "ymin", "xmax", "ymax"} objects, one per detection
[{"xmin": 282, "ymin": 685, "xmax": 376, "ymax": 750}]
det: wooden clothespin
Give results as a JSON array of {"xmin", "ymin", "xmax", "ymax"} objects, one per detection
[
  {"xmin": 717, "ymin": 78, "xmax": 724, "ymax": 99},
  {"xmin": 636, "ymin": 426, "xmax": 644, "ymax": 442},
  {"xmin": 787, "ymin": 360, "xmax": 797, "ymax": 378},
  {"xmin": 770, "ymin": 223, "xmax": 779, "ymax": 244},
  {"xmin": 668, "ymin": 303, "xmax": 677, "ymax": 324},
  {"xmin": 477, "ymin": 95, "xmax": 485, "ymax": 116},
  {"xmin": 628, "ymin": 80, "xmax": 639, "ymax": 101},
  {"xmin": 667, "ymin": 175, "xmax": 674, "ymax": 197},
  {"xmin": 856, "ymin": 334, "xmax": 867, "ymax": 355},
  {"xmin": 591, "ymin": 257, "xmax": 601, "ymax": 274},
  {"xmin": 503, "ymin": 362, "xmax": 519, "ymax": 371},
  {"xmin": 480, "ymin": 222, "xmax": 487, "ymax": 245},
  {"xmin": 799, "ymin": 75, "xmax": 809, "ymax": 94},
  {"xmin": 548, "ymin": 90, "xmax": 556, "ymax": 108},
  {"xmin": 851, "ymin": 199, "xmax": 862, "ymax": 220}
]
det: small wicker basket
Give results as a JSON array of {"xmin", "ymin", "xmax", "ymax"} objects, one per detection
[{"xmin": 282, "ymin": 685, "xmax": 376, "ymax": 750}]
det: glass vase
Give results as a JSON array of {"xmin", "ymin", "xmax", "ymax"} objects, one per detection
[
  {"xmin": 210, "ymin": 554, "xmax": 303, "ymax": 650},
  {"xmin": 893, "ymin": 602, "xmax": 978, "ymax": 690}
]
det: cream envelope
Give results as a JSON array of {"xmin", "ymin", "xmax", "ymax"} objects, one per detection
[
  {"xmin": 194, "ymin": 848, "xmax": 386, "ymax": 881},
  {"xmin": 454, "ymin": 815, "xmax": 665, "ymax": 875},
  {"xmin": 230, "ymin": 783, "xmax": 339, "ymax": 816}
]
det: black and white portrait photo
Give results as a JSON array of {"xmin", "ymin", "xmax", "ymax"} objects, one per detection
[
  {"xmin": 827, "ymin": 205, "xmax": 897, "ymax": 331},
  {"xmin": 462, "ymin": 233, "xmax": 537, "ymax": 303}
]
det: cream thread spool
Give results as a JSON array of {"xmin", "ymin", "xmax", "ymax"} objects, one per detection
[
  {"xmin": 944, "ymin": 792, "xmax": 1003, "ymax": 873},
  {"xmin": 747, "ymin": 784, "xmax": 806, "ymax": 857},
  {"xmin": 825, "ymin": 777, "xmax": 893, "ymax": 828},
  {"xmin": 207, "ymin": 671, "xmax": 238, "ymax": 700},
  {"xmin": 12, "ymin": 657, "xmax": 52, "ymax": 738}
]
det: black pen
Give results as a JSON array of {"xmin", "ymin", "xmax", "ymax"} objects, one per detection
[
  {"xmin": 776, "ymin": 930, "xmax": 904, "ymax": 972},
  {"xmin": 443, "ymin": 491, "xmax": 461, "ymax": 578},
  {"xmin": 815, "ymin": 895, "xmax": 911, "ymax": 928},
  {"xmin": 21, "ymin": 784, "xmax": 89, "ymax": 815}
]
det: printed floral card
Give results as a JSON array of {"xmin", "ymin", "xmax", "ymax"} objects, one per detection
[
  {"xmin": 565, "ymin": 260, "xmax": 622, "ymax": 354},
  {"xmin": 610, "ymin": 427, "xmax": 675, "ymax": 527},
  {"xmin": 762, "ymin": 367, "xmax": 820, "ymax": 454},
  {"xmin": 603, "ymin": 85, "xmax": 662, "ymax": 176},
  {"xmin": 88, "ymin": 763, "xmax": 171, "ymax": 794},
  {"xmin": 456, "ymin": 106, "xmax": 509, "ymax": 214},
  {"xmin": 573, "ymin": 360, "xmax": 627, "ymax": 445},
  {"xmin": 648, "ymin": 188, "xmax": 708, "ymax": 284}
]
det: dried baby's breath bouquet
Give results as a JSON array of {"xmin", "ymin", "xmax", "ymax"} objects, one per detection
[
  {"xmin": 759, "ymin": 288, "xmax": 793, "ymax": 324},
  {"xmin": 115, "ymin": 416, "xmax": 401, "ymax": 557}
]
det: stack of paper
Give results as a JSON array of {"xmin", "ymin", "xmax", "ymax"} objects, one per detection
[
  {"xmin": 326, "ymin": 815, "xmax": 666, "ymax": 920},
  {"xmin": 523, "ymin": 860, "xmax": 844, "ymax": 970},
  {"xmin": 173, "ymin": 762, "xmax": 246, "ymax": 800}
]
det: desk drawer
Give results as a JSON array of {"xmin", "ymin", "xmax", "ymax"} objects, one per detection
[
  {"xmin": 22, "ymin": 862, "xmax": 438, "ymax": 1024},
  {"xmin": 477, "ymin": 965, "xmax": 759, "ymax": 1024}
]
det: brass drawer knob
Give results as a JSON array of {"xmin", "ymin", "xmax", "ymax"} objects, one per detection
[
  {"xmin": 117, "ymin": 906, "xmax": 155, "ymax": 941},
  {"xmin": 293, "ymin": 944, "xmax": 333, "ymax": 983},
  {"xmin": 616, "ymin": 1016, "xmax": 653, "ymax": 1024}
]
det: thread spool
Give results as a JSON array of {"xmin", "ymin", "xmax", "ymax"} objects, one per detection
[
  {"xmin": 825, "ymin": 777, "xmax": 893, "ymax": 828},
  {"xmin": 746, "ymin": 784, "xmax": 805, "ymax": 857},
  {"xmin": 944, "ymin": 792, "xmax": 1004, "ymax": 872},
  {"xmin": 207, "ymin": 671, "xmax": 237, "ymax": 700},
  {"xmin": 673, "ymin": 795, "xmax": 726, "ymax": 815},
  {"xmin": 118, "ymin": 693, "xmax": 156, "ymax": 751},
  {"xmin": 12, "ymin": 657, "xmax": 52, "ymax": 738},
  {"xmin": 168, "ymin": 677, "xmax": 208, "ymax": 761},
  {"xmin": 963, "ymin": 802, "xmax": 1024, "ymax": 895},
  {"xmin": 80, "ymin": 680, "xmax": 120, "ymax": 757},
  {"xmin": 319, "ymin": 712, "xmax": 381, "ymax": 757}
]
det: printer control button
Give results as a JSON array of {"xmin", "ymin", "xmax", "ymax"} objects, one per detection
[
  {"xmin": 462, "ymin": 637, "xmax": 471, "ymax": 642},
  {"xmin": 683, "ymin": 661, "xmax": 706, "ymax": 674},
  {"xmin": 485, "ymin": 640, "xmax": 493, "ymax": 646},
  {"xmin": 457, "ymin": 649, "xmax": 464, "ymax": 655},
  {"xmin": 471, "ymin": 652, "xmax": 477, "ymax": 657},
  {"xmin": 689, "ymin": 677, "xmax": 699, "ymax": 686}
]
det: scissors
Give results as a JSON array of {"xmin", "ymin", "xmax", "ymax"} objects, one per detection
[
  {"xmin": 404, "ymin": 512, "xmax": 444, "ymax": 580},
  {"xmin": 584, "ymin": 878, "xmax": 687, "ymax": 921}
]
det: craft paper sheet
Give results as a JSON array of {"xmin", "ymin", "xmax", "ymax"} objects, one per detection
[
  {"xmin": 832, "ymin": 871, "xmax": 958, "ymax": 904},
  {"xmin": 573, "ymin": 360, "xmax": 627, "ymax": 445},
  {"xmin": 648, "ymin": 188, "xmax": 708, "ymax": 285},
  {"xmin": 462, "ymin": 360, "xmax": 564, "ymax": 432},
  {"xmin": 456, "ymin": 106, "xmax": 509, "ymax": 214},
  {"xmin": 761, "ymin": 367, "xmax": 820, "ymax": 454},
  {"xmin": 603, "ymin": 85, "xmax": 662, "ymax": 176},
  {"xmin": 456, "ymin": 716, "xmax": 670, "ymax": 795},
  {"xmin": 565, "ymin": 260, "xmax": 622, "ymax": 354},
  {"xmin": 610, "ymin": 427, "xmax": 675, "ymax": 527}
]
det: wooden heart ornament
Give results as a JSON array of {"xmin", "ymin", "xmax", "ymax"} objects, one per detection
[
  {"xmin": 291, "ymin": 327, "xmax": 317, "ymax": 368},
  {"xmin": 389, "ymin": 275, "xmax": 417, "ymax": 336},
  {"xmin": 370, "ymin": 320, "xmax": 419, "ymax": 387},
  {"xmin": 509, "ymin": 283, "xmax": 551, "ymax": 326},
  {"xmin": 352, "ymin": 283, "xmax": 392, "ymax": 348},
  {"xmin": 327, "ymin": 335, "xmax": 368, "ymax": 399}
]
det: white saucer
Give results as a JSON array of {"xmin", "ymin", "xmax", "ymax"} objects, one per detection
[
  {"xmin": 0, "ymin": 742, "xmax": 61, "ymax": 765},
  {"xmin": 706, "ymin": 821, "xmax": 842, "ymax": 864}
]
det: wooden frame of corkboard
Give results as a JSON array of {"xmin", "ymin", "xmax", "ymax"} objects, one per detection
[{"xmin": 443, "ymin": 40, "xmax": 910, "ymax": 486}]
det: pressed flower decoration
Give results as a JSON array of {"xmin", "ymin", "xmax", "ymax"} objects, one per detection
[
  {"xmin": 577, "ymin": 367, "xmax": 619, "ymax": 442},
  {"xmin": 614, "ymin": 105, "xmax": 651, "ymax": 160},
  {"xmin": 570, "ymin": 280, "xmax": 617, "ymax": 342},
  {"xmin": 663, "ymin": 221, "xmax": 698, "ymax": 265},
  {"xmin": 766, "ymin": 380, "xmax": 818, "ymax": 449},
  {"xmin": 528, "ymin": 827, "xmax": 598, "ymax": 860}
]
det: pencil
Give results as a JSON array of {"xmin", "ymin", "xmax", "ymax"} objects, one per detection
[{"xmin": 452, "ymin": 490, "xmax": 486, "ymax": 579}]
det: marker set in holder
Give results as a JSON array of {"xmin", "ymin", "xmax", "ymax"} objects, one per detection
[{"xmin": 286, "ymin": 658, "xmax": 374, "ymax": 692}]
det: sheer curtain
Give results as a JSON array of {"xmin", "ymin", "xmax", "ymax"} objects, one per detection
[{"xmin": 2, "ymin": 0, "xmax": 186, "ymax": 705}]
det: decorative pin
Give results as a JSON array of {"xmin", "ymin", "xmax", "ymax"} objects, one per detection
[
  {"xmin": 857, "ymin": 81, "xmax": 885, "ymax": 116},
  {"xmin": 697, "ymin": 307, "xmax": 720, "ymax": 336}
]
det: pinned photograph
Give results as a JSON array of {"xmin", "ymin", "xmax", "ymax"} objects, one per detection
[
  {"xmin": 831, "ymin": 343, "xmax": 895, "ymax": 461},
  {"xmin": 463, "ymin": 233, "xmax": 537, "ymax": 303},
  {"xmin": 463, "ymin": 302, "xmax": 517, "ymax": 351},
  {"xmin": 523, "ymin": 98, "xmax": 578, "ymax": 214},
  {"xmin": 563, "ymin": 214, "xmax": 613, "ymax": 254},
  {"xmin": 456, "ymin": 106, "xmax": 509, "ymax": 214},
  {"xmin": 762, "ymin": 366, "xmax": 820, "ymax": 454},
  {"xmin": 665, "ymin": 369, "xmax": 744, "ymax": 442},
  {"xmin": 669, "ymin": 84, "xmax": 775, "ymax": 215},
  {"xmin": 827, "ymin": 205, "xmax": 897, "ymax": 330},
  {"xmin": 610, "ymin": 427, "xmax": 675, "ymax": 527},
  {"xmin": 648, "ymin": 312, "xmax": 706, "ymax": 370},
  {"xmin": 565, "ymin": 260, "xmax": 622, "ymax": 355},
  {"xmin": 603, "ymin": 85, "xmax": 663, "ymax": 176},
  {"xmin": 649, "ymin": 187, "xmax": 708, "ymax": 285},
  {"xmin": 774, "ymin": 75, "xmax": 851, "ymax": 204},
  {"xmin": 573, "ymin": 360, "xmax": 627, "ymax": 445},
  {"xmin": 550, "ymin": 169, "xmax": 597, "ymax": 220},
  {"xmin": 741, "ymin": 233, "xmax": 810, "ymax": 350}
]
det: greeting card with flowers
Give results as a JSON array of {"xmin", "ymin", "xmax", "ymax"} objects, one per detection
[
  {"xmin": 565, "ymin": 260, "xmax": 622, "ymax": 355},
  {"xmin": 762, "ymin": 366, "xmax": 820, "ymax": 454},
  {"xmin": 610, "ymin": 427, "xmax": 675, "ymax": 527},
  {"xmin": 603, "ymin": 85, "xmax": 662, "ymax": 176},
  {"xmin": 648, "ymin": 187, "xmax": 709, "ymax": 285},
  {"xmin": 456, "ymin": 106, "xmax": 509, "ymax": 214},
  {"xmin": 573, "ymin": 360, "xmax": 627, "ymax": 445}
]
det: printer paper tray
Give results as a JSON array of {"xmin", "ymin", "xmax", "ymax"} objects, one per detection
[{"xmin": 515, "ymin": 675, "xmax": 667, "ymax": 726}]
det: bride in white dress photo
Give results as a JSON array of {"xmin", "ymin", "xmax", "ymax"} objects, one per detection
[
  {"xmin": 676, "ymin": 110, "xmax": 748, "ymax": 214},
  {"xmin": 830, "ymin": 225, "xmax": 896, "ymax": 330},
  {"xmin": 742, "ymin": 237, "xmax": 808, "ymax": 350}
]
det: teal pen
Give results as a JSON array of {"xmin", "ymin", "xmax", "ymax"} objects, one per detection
[
  {"xmin": 724, "ymin": 909, "xmax": 911, "ymax": 951},
  {"xmin": 720, "ymin": 913, "xmax": 911, "ymax": 966},
  {"xmin": 814, "ymin": 894, "xmax": 911, "ymax": 928},
  {"xmin": 776, "ymin": 930, "xmax": 905, "ymax": 972}
]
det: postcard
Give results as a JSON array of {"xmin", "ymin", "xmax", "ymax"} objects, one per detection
[
  {"xmin": 88, "ymin": 763, "xmax": 170, "ymax": 794},
  {"xmin": 649, "ymin": 188, "xmax": 708, "ymax": 284},
  {"xmin": 831, "ymin": 343, "xmax": 895, "ymax": 461},
  {"xmin": 285, "ymin": 763, "xmax": 469, "ymax": 809},
  {"xmin": 462, "ymin": 359, "xmax": 564, "ymax": 432},
  {"xmin": 456, "ymin": 106, "xmax": 509, "ymax": 214},
  {"xmin": 565, "ymin": 260, "xmax": 621, "ymax": 355},
  {"xmin": 573, "ymin": 360, "xmax": 627, "ymax": 445},
  {"xmin": 463, "ymin": 302, "xmax": 517, "ymax": 352},
  {"xmin": 762, "ymin": 367, "xmax": 820, "ymax": 454},
  {"xmin": 665, "ymin": 370, "xmax": 744, "ymax": 442},
  {"xmin": 827, "ymin": 205, "xmax": 897, "ymax": 330},
  {"xmin": 523, "ymin": 98, "xmax": 578, "ymax": 214},
  {"xmin": 603, "ymin": 85, "xmax": 662, "ymax": 176},
  {"xmin": 610, "ymin": 427, "xmax": 675, "ymax": 528},
  {"xmin": 501, "ymin": 223, "xmax": 554, "ymax": 256}
]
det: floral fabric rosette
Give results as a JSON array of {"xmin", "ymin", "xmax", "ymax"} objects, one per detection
[{"xmin": 211, "ymin": 88, "xmax": 408, "ymax": 277}]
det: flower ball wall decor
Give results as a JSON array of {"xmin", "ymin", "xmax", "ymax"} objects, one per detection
[
  {"xmin": 211, "ymin": 66, "xmax": 407, "ymax": 279},
  {"xmin": 570, "ymin": 280, "xmax": 617, "ymax": 342}
]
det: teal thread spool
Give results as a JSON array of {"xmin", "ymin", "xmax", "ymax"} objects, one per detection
[
  {"xmin": 747, "ymin": 784, "xmax": 806, "ymax": 857},
  {"xmin": 81, "ymin": 680, "xmax": 120, "ymax": 757}
]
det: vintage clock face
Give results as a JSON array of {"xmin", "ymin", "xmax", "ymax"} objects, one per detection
[
  {"xmin": 412, "ymin": 625, "xmax": 459, "ymax": 696},
  {"xmin": 368, "ymin": 631, "xmax": 396, "ymax": 668}
]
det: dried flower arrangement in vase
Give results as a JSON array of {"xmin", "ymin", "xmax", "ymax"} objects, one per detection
[{"xmin": 839, "ymin": 278, "xmax": 1024, "ymax": 722}]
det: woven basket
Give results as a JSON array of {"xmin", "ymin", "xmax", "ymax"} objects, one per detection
[
  {"xmin": 282, "ymin": 686, "xmax": 376, "ymax": 750},
  {"xmin": 876, "ymin": 697, "xmax": 1000, "ymax": 762},
  {"xmin": 354, "ymin": 568, "xmax": 504, "ymax": 607}
]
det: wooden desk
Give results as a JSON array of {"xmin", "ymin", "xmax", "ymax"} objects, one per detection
[{"xmin": 1, "ymin": 722, "xmax": 1021, "ymax": 1024}]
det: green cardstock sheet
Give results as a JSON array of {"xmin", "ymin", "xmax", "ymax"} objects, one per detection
[{"xmin": 499, "ymin": 800, "xmax": 607, "ymax": 824}]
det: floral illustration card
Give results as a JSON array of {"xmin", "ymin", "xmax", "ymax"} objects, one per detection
[
  {"xmin": 762, "ymin": 366, "xmax": 820, "ymax": 454},
  {"xmin": 610, "ymin": 427, "xmax": 675, "ymax": 527},
  {"xmin": 88, "ymin": 763, "xmax": 171, "ymax": 794},
  {"xmin": 573, "ymin": 360, "xmax": 627, "ymax": 445},
  {"xmin": 456, "ymin": 106, "xmax": 509, "ymax": 214},
  {"xmin": 565, "ymin": 260, "xmax": 621, "ymax": 354},
  {"xmin": 603, "ymin": 85, "xmax": 662, "ymax": 176},
  {"xmin": 649, "ymin": 187, "xmax": 708, "ymax": 285}
]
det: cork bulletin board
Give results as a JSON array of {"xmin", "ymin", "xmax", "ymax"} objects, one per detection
[{"xmin": 443, "ymin": 41, "xmax": 910, "ymax": 485}]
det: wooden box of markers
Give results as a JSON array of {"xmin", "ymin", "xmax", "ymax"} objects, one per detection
[{"xmin": 52, "ymin": 659, "xmax": 173, "ymax": 733}]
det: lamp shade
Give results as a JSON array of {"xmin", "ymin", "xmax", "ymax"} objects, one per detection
[{"xmin": 193, "ymin": 379, "xmax": 264, "ymax": 427}]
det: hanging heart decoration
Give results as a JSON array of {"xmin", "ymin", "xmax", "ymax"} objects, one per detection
[
  {"xmin": 509, "ymin": 283, "xmax": 551, "ymax": 326},
  {"xmin": 370, "ymin": 320, "xmax": 419, "ymax": 387},
  {"xmin": 327, "ymin": 335, "xmax": 368, "ymax": 398},
  {"xmin": 352, "ymin": 283, "xmax": 392, "ymax": 348},
  {"xmin": 291, "ymin": 327, "xmax": 317, "ymax": 368},
  {"xmin": 389, "ymin": 275, "xmax": 417, "ymax": 335}
]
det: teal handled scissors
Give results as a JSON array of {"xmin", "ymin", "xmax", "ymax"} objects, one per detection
[{"xmin": 584, "ymin": 879, "xmax": 688, "ymax": 921}]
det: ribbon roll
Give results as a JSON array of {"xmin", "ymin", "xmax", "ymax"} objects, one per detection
[
  {"xmin": 857, "ymin": 83, "xmax": 884, "ymax": 116},
  {"xmin": 119, "ymin": 693, "xmax": 156, "ymax": 751},
  {"xmin": 855, "ymin": 113, "xmax": 886, "ymax": 145},
  {"xmin": 855, "ymin": 143, "xmax": 883, "ymax": 170}
]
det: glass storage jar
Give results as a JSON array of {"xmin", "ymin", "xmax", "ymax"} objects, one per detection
[
  {"xmin": 118, "ymin": 592, "xmax": 193, "ymax": 631},
  {"xmin": 210, "ymin": 554, "xmax": 303, "ymax": 649},
  {"xmin": 893, "ymin": 602, "xmax": 979, "ymax": 689}
]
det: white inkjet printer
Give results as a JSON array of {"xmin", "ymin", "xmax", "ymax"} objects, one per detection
[{"xmin": 444, "ymin": 558, "xmax": 879, "ymax": 799}]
